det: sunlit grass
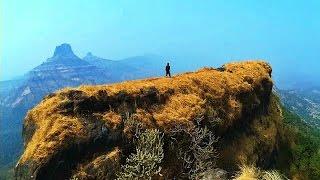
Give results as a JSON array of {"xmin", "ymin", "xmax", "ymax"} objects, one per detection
[
  {"xmin": 233, "ymin": 165, "xmax": 286, "ymax": 180},
  {"xmin": 18, "ymin": 61, "xmax": 272, "ymax": 166}
]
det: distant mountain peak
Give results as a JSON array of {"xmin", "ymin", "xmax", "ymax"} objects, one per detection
[
  {"xmin": 83, "ymin": 52, "xmax": 97, "ymax": 59},
  {"xmin": 52, "ymin": 43, "xmax": 76, "ymax": 59},
  {"xmin": 83, "ymin": 52, "xmax": 102, "ymax": 62},
  {"xmin": 41, "ymin": 43, "xmax": 89, "ymax": 67},
  {"xmin": 86, "ymin": 52, "xmax": 93, "ymax": 57}
]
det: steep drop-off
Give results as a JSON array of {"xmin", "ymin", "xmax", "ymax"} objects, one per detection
[{"xmin": 15, "ymin": 61, "xmax": 288, "ymax": 179}]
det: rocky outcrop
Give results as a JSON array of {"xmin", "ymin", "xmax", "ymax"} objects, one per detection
[
  {"xmin": 15, "ymin": 61, "xmax": 286, "ymax": 179},
  {"xmin": 52, "ymin": 43, "xmax": 77, "ymax": 59}
]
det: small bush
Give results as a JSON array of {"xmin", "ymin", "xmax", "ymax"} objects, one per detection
[
  {"xmin": 117, "ymin": 129, "xmax": 164, "ymax": 180},
  {"xmin": 233, "ymin": 166, "xmax": 287, "ymax": 180},
  {"xmin": 122, "ymin": 112, "xmax": 144, "ymax": 139},
  {"xmin": 262, "ymin": 171, "xmax": 286, "ymax": 180},
  {"xmin": 171, "ymin": 119, "xmax": 219, "ymax": 179}
]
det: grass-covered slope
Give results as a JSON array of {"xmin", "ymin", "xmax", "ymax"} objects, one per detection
[
  {"xmin": 16, "ymin": 61, "xmax": 287, "ymax": 179},
  {"xmin": 278, "ymin": 102, "xmax": 320, "ymax": 180}
]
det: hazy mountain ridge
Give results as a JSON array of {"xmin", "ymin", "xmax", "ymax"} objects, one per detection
[
  {"xmin": 82, "ymin": 53, "xmax": 164, "ymax": 81},
  {"xmin": 0, "ymin": 43, "xmax": 165, "ymax": 168},
  {"xmin": 278, "ymin": 87, "xmax": 320, "ymax": 128}
]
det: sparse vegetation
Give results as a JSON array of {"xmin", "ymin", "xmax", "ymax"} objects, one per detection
[
  {"xmin": 170, "ymin": 119, "xmax": 219, "ymax": 179},
  {"xmin": 117, "ymin": 129, "xmax": 164, "ymax": 180},
  {"xmin": 233, "ymin": 166, "xmax": 286, "ymax": 180}
]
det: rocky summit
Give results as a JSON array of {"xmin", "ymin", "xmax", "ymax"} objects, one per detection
[
  {"xmin": 14, "ymin": 61, "xmax": 295, "ymax": 180},
  {"xmin": 52, "ymin": 43, "xmax": 78, "ymax": 59}
]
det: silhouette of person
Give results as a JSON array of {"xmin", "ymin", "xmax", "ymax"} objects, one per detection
[{"xmin": 165, "ymin": 62, "xmax": 171, "ymax": 77}]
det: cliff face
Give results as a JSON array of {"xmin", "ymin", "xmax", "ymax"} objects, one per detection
[{"xmin": 15, "ymin": 61, "xmax": 284, "ymax": 179}]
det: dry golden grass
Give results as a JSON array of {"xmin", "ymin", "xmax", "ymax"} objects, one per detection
[
  {"xmin": 102, "ymin": 111, "xmax": 122, "ymax": 130},
  {"xmin": 18, "ymin": 61, "xmax": 272, "ymax": 166},
  {"xmin": 74, "ymin": 61, "xmax": 271, "ymax": 127},
  {"xmin": 234, "ymin": 166, "xmax": 259, "ymax": 180},
  {"xmin": 233, "ymin": 166, "xmax": 285, "ymax": 180},
  {"xmin": 217, "ymin": 94, "xmax": 282, "ymax": 172},
  {"xmin": 153, "ymin": 93, "xmax": 206, "ymax": 127},
  {"xmin": 92, "ymin": 147, "xmax": 120, "ymax": 169},
  {"xmin": 72, "ymin": 147, "xmax": 121, "ymax": 179},
  {"xmin": 76, "ymin": 61, "xmax": 271, "ymax": 97},
  {"xmin": 20, "ymin": 95, "xmax": 87, "ymax": 163}
]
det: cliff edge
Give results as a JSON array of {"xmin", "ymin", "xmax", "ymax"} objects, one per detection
[{"xmin": 16, "ymin": 61, "xmax": 287, "ymax": 179}]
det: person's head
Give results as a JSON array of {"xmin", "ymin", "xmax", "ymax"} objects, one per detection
[{"xmin": 167, "ymin": 62, "xmax": 169, "ymax": 66}]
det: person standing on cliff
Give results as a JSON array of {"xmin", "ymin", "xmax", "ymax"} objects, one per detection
[{"xmin": 165, "ymin": 62, "xmax": 171, "ymax": 77}]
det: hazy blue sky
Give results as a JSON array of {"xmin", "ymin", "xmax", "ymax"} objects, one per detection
[{"xmin": 1, "ymin": 0, "xmax": 320, "ymax": 85}]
